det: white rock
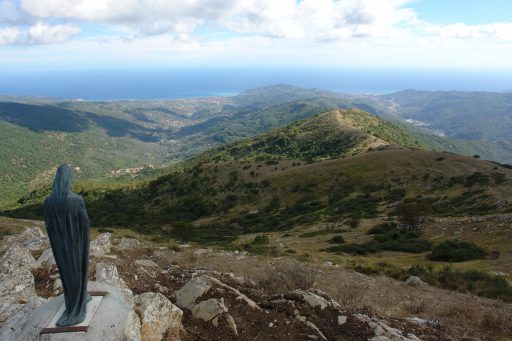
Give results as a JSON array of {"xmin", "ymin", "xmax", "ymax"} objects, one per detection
[
  {"xmin": 0, "ymin": 227, "xmax": 47, "ymax": 254},
  {"xmin": 0, "ymin": 245, "xmax": 36, "ymax": 274},
  {"xmin": 0, "ymin": 296, "xmax": 46, "ymax": 329},
  {"xmin": 135, "ymin": 259, "xmax": 159, "ymax": 269},
  {"xmin": 124, "ymin": 308, "xmax": 142, "ymax": 341},
  {"xmin": 0, "ymin": 301, "xmax": 23, "ymax": 324},
  {"xmin": 155, "ymin": 284, "xmax": 169, "ymax": 294},
  {"xmin": 90, "ymin": 233, "xmax": 112, "ymax": 257},
  {"xmin": 0, "ymin": 269, "xmax": 35, "ymax": 304},
  {"xmin": 338, "ymin": 315, "xmax": 347, "ymax": 325},
  {"xmin": 114, "ymin": 237, "xmax": 142, "ymax": 251},
  {"xmin": 193, "ymin": 248, "xmax": 208, "ymax": 256},
  {"xmin": 405, "ymin": 276, "xmax": 424, "ymax": 286},
  {"xmin": 294, "ymin": 289, "xmax": 340, "ymax": 311},
  {"xmin": 190, "ymin": 298, "xmax": 227, "ymax": 322},
  {"xmin": 35, "ymin": 248, "xmax": 55, "ymax": 268},
  {"xmin": 95, "ymin": 262, "xmax": 127, "ymax": 289},
  {"xmin": 52, "ymin": 278, "xmax": 62, "ymax": 295},
  {"xmin": 175, "ymin": 275, "xmax": 212, "ymax": 309},
  {"xmin": 133, "ymin": 292, "xmax": 183, "ymax": 341},
  {"xmin": 225, "ymin": 314, "xmax": 238, "ymax": 336}
]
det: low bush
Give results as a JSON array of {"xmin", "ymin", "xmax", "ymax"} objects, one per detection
[
  {"xmin": 252, "ymin": 234, "xmax": 270, "ymax": 245},
  {"xmin": 367, "ymin": 222, "xmax": 395, "ymax": 235},
  {"xmin": 327, "ymin": 230, "xmax": 431, "ymax": 255},
  {"xmin": 327, "ymin": 235, "xmax": 345, "ymax": 244},
  {"xmin": 429, "ymin": 239, "xmax": 486, "ymax": 262},
  {"xmin": 408, "ymin": 265, "xmax": 512, "ymax": 302},
  {"xmin": 171, "ymin": 221, "xmax": 195, "ymax": 243}
]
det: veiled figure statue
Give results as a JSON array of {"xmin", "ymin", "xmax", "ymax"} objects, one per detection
[{"xmin": 44, "ymin": 164, "xmax": 91, "ymax": 327}]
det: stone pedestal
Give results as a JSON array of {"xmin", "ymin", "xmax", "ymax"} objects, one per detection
[{"xmin": 0, "ymin": 283, "xmax": 139, "ymax": 341}]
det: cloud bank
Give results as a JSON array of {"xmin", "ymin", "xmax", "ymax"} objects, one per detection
[{"xmin": 0, "ymin": 0, "xmax": 511, "ymax": 70}]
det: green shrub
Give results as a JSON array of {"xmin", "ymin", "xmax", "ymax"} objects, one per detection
[
  {"xmin": 252, "ymin": 235, "xmax": 270, "ymax": 245},
  {"xmin": 326, "ymin": 230, "xmax": 431, "ymax": 255},
  {"xmin": 171, "ymin": 221, "xmax": 195, "ymax": 243},
  {"xmin": 429, "ymin": 239, "xmax": 486, "ymax": 262},
  {"xmin": 327, "ymin": 235, "xmax": 345, "ymax": 244},
  {"xmin": 367, "ymin": 223, "xmax": 395, "ymax": 235},
  {"xmin": 352, "ymin": 263, "xmax": 512, "ymax": 302},
  {"xmin": 408, "ymin": 265, "xmax": 512, "ymax": 302}
]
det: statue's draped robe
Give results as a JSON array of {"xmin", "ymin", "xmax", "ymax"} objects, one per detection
[{"xmin": 44, "ymin": 165, "xmax": 90, "ymax": 327}]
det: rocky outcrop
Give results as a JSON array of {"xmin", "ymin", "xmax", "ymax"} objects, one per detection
[
  {"xmin": 0, "ymin": 227, "xmax": 47, "ymax": 255},
  {"xmin": 35, "ymin": 249, "xmax": 55, "ymax": 268},
  {"xmin": 175, "ymin": 274, "xmax": 261, "ymax": 336},
  {"xmin": 90, "ymin": 232, "xmax": 112, "ymax": 257},
  {"xmin": 0, "ymin": 226, "xmax": 456, "ymax": 341},
  {"xmin": 95, "ymin": 262, "xmax": 128, "ymax": 288},
  {"xmin": 114, "ymin": 237, "xmax": 143, "ymax": 251},
  {"xmin": 355, "ymin": 313, "xmax": 422, "ymax": 341},
  {"xmin": 0, "ymin": 240, "xmax": 38, "ymax": 324},
  {"xmin": 0, "ymin": 245, "xmax": 36, "ymax": 273},
  {"xmin": 293, "ymin": 289, "xmax": 341, "ymax": 311},
  {"xmin": 405, "ymin": 276, "xmax": 424, "ymax": 286},
  {"xmin": 134, "ymin": 292, "xmax": 183, "ymax": 341}
]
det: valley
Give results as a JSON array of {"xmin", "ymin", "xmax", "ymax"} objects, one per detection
[{"xmin": 1, "ymin": 85, "xmax": 512, "ymax": 340}]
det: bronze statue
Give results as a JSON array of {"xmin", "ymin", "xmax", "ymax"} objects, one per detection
[{"xmin": 44, "ymin": 164, "xmax": 91, "ymax": 326}]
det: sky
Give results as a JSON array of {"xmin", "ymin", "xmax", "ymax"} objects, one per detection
[{"xmin": 0, "ymin": 0, "xmax": 511, "ymax": 73}]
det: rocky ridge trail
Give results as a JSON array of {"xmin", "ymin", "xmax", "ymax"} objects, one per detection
[{"xmin": 1, "ymin": 228, "xmax": 459, "ymax": 340}]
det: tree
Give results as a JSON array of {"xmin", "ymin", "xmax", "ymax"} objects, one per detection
[
  {"xmin": 172, "ymin": 221, "xmax": 195, "ymax": 243},
  {"xmin": 395, "ymin": 202, "xmax": 432, "ymax": 230}
]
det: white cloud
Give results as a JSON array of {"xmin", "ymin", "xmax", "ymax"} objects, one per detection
[
  {"xmin": 19, "ymin": 0, "xmax": 418, "ymax": 41},
  {"xmin": 0, "ymin": 0, "xmax": 511, "ymax": 71},
  {"xmin": 0, "ymin": 26, "xmax": 21, "ymax": 44},
  {"xmin": 434, "ymin": 22, "xmax": 512, "ymax": 41},
  {"xmin": 27, "ymin": 22, "xmax": 81, "ymax": 44},
  {"xmin": 0, "ymin": 22, "xmax": 80, "ymax": 45}
]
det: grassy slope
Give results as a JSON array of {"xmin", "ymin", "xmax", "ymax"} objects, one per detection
[
  {"xmin": 8, "ymin": 110, "xmax": 512, "ymax": 232},
  {"xmin": 192, "ymin": 109, "xmax": 427, "ymax": 163},
  {"xmin": 0, "ymin": 121, "xmax": 169, "ymax": 207}
]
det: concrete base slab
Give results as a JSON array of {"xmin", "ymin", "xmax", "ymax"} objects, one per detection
[{"xmin": 41, "ymin": 295, "xmax": 103, "ymax": 334}]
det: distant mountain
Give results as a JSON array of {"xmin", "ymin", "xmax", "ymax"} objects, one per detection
[
  {"xmin": 380, "ymin": 89, "xmax": 512, "ymax": 141},
  {"xmin": 3, "ymin": 85, "xmax": 512, "ymax": 208},
  {"xmin": 0, "ymin": 88, "xmax": 352, "ymax": 207}
]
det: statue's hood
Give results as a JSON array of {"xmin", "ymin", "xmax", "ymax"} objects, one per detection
[{"xmin": 51, "ymin": 164, "xmax": 74, "ymax": 200}]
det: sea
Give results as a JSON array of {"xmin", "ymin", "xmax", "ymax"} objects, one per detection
[{"xmin": 0, "ymin": 67, "xmax": 510, "ymax": 100}]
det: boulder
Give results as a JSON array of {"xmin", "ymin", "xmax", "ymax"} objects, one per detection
[
  {"xmin": 175, "ymin": 275, "xmax": 259, "ymax": 336},
  {"xmin": 0, "ymin": 268, "xmax": 36, "ymax": 305},
  {"xmin": 0, "ymin": 301, "xmax": 23, "ymax": 324},
  {"xmin": 35, "ymin": 249, "xmax": 55, "ymax": 268},
  {"xmin": 95, "ymin": 262, "xmax": 127, "ymax": 289},
  {"xmin": 405, "ymin": 276, "xmax": 424, "ymax": 286},
  {"xmin": 133, "ymin": 292, "xmax": 183, "ymax": 341},
  {"xmin": 90, "ymin": 233, "xmax": 112, "ymax": 257},
  {"xmin": 124, "ymin": 309, "xmax": 142, "ymax": 341},
  {"xmin": 0, "ymin": 245, "xmax": 36, "ymax": 274},
  {"xmin": 0, "ymin": 296, "xmax": 46, "ymax": 329},
  {"xmin": 0, "ymin": 227, "xmax": 47, "ymax": 255},
  {"xmin": 175, "ymin": 275, "xmax": 212, "ymax": 309},
  {"xmin": 355, "ymin": 313, "xmax": 422, "ymax": 341},
  {"xmin": 114, "ymin": 238, "xmax": 143, "ymax": 251},
  {"xmin": 190, "ymin": 298, "xmax": 227, "ymax": 322},
  {"xmin": 294, "ymin": 289, "xmax": 341, "ymax": 311}
]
